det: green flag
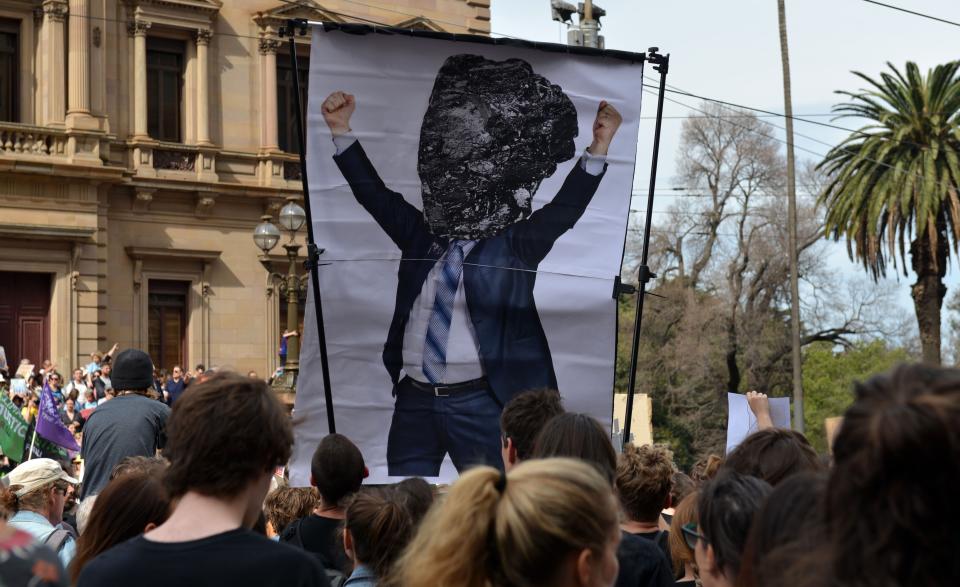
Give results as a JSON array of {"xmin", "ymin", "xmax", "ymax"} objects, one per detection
[
  {"xmin": 31, "ymin": 435, "xmax": 70, "ymax": 461},
  {"xmin": 0, "ymin": 394, "xmax": 28, "ymax": 462}
]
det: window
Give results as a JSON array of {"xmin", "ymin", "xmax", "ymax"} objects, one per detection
[
  {"xmin": 148, "ymin": 280, "xmax": 188, "ymax": 372},
  {"xmin": 0, "ymin": 19, "xmax": 18, "ymax": 123},
  {"xmin": 277, "ymin": 54, "xmax": 309, "ymax": 153},
  {"xmin": 147, "ymin": 38, "xmax": 185, "ymax": 142}
]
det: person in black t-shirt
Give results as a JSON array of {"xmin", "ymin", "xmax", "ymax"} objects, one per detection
[
  {"xmin": 76, "ymin": 372, "xmax": 329, "ymax": 587},
  {"xmin": 615, "ymin": 443, "xmax": 676, "ymax": 570},
  {"xmin": 280, "ymin": 434, "xmax": 368, "ymax": 575}
]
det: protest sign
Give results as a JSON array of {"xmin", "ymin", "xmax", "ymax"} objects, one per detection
[
  {"xmin": 0, "ymin": 393, "xmax": 28, "ymax": 460},
  {"xmin": 293, "ymin": 25, "xmax": 644, "ymax": 484},
  {"xmin": 10, "ymin": 378, "xmax": 27, "ymax": 396},
  {"xmin": 725, "ymin": 392, "xmax": 791, "ymax": 454}
]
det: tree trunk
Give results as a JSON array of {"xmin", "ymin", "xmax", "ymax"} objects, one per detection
[
  {"xmin": 777, "ymin": 0, "xmax": 804, "ymax": 432},
  {"xmin": 910, "ymin": 224, "xmax": 948, "ymax": 365}
]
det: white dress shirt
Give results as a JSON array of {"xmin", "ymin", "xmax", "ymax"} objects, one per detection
[{"xmin": 333, "ymin": 134, "xmax": 606, "ymax": 384}]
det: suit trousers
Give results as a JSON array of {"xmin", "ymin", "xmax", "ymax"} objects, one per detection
[{"xmin": 386, "ymin": 377, "xmax": 504, "ymax": 477}]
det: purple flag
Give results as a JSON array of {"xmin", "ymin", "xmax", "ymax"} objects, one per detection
[{"xmin": 36, "ymin": 388, "xmax": 80, "ymax": 452}]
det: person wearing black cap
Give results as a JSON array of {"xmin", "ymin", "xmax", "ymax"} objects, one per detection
[{"xmin": 79, "ymin": 349, "xmax": 170, "ymax": 499}]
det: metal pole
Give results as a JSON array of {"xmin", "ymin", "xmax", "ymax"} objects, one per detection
[
  {"xmin": 580, "ymin": 0, "xmax": 600, "ymax": 48},
  {"xmin": 283, "ymin": 243, "xmax": 301, "ymax": 376},
  {"xmin": 284, "ymin": 20, "xmax": 336, "ymax": 434},
  {"xmin": 28, "ymin": 392, "xmax": 41, "ymax": 459},
  {"xmin": 777, "ymin": 0, "xmax": 804, "ymax": 433},
  {"xmin": 622, "ymin": 49, "xmax": 669, "ymax": 449}
]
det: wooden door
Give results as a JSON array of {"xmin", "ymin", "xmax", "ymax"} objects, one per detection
[
  {"xmin": 147, "ymin": 280, "xmax": 188, "ymax": 371},
  {"xmin": 0, "ymin": 271, "xmax": 52, "ymax": 368}
]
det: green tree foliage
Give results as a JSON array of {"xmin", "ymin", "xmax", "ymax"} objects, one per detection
[
  {"xmin": 801, "ymin": 341, "xmax": 908, "ymax": 452},
  {"xmin": 819, "ymin": 61, "xmax": 960, "ymax": 365}
]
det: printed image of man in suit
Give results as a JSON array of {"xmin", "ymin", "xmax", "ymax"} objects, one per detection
[{"xmin": 321, "ymin": 54, "xmax": 622, "ymax": 476}]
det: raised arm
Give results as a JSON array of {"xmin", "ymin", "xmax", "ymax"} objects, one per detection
[
  {"xmin": 510, "ymin": 101, "xmax": 623, "ymax": 265},
  {"xmin": 323, "ymin": 91, "xmax": 427, "ymax": 250},
  {"xmin": 746, "ymin": 390, "xmax": 775, "ymax": 430}
]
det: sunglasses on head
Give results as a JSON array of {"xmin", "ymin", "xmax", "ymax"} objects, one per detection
[{"xmin": 682, "ymin": 522, "xmax": 706, "ymax": 550}]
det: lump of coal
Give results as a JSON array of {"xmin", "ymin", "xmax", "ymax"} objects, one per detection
[{"xmin": 417, "ymin": 54, "xmax": 579, "ymax": 240}]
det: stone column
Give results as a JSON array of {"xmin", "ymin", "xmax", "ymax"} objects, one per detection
[
  {"xmin": 66, "ymin": 0, "xmax": 90, "ymax": 121},
  {"xmin": 195, "ymin": 29, "xmax": 213, "ymax": 146},
  {"xmin": 128, "ymin": 20, "xmax": 151, "ymax": 139},
  {"xmin": 43, "ymin": 0, "xmax": 68, "ymax": 125},
  {"xmin": 259, "ymin": 37, "xmax": 281, "ymax": 151}
]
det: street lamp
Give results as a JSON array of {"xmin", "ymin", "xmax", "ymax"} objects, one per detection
[{"xmin": 254, "ymin": 197, "xmax": 309, "ymax": 390}]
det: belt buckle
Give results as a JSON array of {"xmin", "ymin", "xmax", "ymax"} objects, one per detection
[{"xmin": 433, "ymin": 384, "xmax": 451, "ymax": 397}]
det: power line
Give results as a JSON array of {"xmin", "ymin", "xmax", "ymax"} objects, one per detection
[
  {"xmin": 66, "ymin": 1, "xmax": 951, "ymax": 198},
  {"xmin": 653, "ymin": 77, "xmax": 937, "ymax": 153},
  {"xmin": 653, "ymin": 87, "xmax": 960, "ymax": 202},
  {"xmin": 645, "ymin": 88, "xmax": 833, "ymax": 161},
  {"xmin": 640, "ymin": 113, "xmax": 836, "ymax": 120},
  {"xmin": 641, "ymin": 81, "xmax": 864, "ymax": 136},
  {"xmin": 862, "ymin": 0, "xmax": 960, "ymax": 28}
]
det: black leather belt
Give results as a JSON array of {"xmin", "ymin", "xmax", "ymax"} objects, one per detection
[{"xmin": 405, "ymin": 376, "xmax": 488, "ymax": 397}]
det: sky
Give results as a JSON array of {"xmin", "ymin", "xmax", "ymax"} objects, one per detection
[{"xmin": 491, "ymin": 0, "xmax": 960, "ymax": 328}]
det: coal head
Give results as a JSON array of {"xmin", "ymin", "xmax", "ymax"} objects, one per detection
[{"xmin": 418, "ymin": 54, "xmax": 579, "ymax": 240}]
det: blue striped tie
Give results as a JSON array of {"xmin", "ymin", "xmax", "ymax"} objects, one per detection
[{"xmin": 423, "ymin": 240, "xmax": 468, "ymax": 384}]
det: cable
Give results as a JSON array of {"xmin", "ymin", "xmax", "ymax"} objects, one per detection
[
  {"xmin": 861, "ymin": 0, "xmax": 960, "ymax": 28},
  {"xmin": 645, "ymin": 88, "xmax": 832, "ymax": 160},
  {"xmin": 654, "ymin": 76, "xmax": 943, "ymax": 154},
  {"xmin": 640, "ymin": 113, "xmax": 836, "ymax": 120},
  {"xmin": 279, "ymin": 0, "xmax": 520, "ymax": 39},
  {"xmin": 646, "ymin": 78, "xmax": 937, "ymax": 154},
  {"xmin": 63, "ymin": 2, "xmax": 953, "ymax": 198},
  {"xmin": 651, "ymin": 87, "xmax": 960, "ymax": 202},
  {"xmin": 64, "ymin": 7, "xmax": 932, "ymax": 154}
]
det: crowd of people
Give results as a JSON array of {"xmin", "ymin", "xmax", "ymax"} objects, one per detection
[
  {"xmin": 0, "ymin": 345, "xmax": 213, "ymax": 460},
  {"xmin": 0, "ymin": 348, "xmax": 955, "ymax": 586}
]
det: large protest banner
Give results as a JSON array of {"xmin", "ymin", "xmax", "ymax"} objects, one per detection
[{"xmin": 293, "ymin": 25, "xmax": 644, "ymax": 484}]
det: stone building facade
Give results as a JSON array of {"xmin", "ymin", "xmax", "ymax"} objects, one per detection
[{"xmin": 0, "ymin": 0, "xmax": 490, "ymax": 377}]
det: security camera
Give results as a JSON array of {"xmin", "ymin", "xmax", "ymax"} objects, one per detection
[{"xmin": 550, "ymin": 0, "xmax": 577, "ymax": 24}]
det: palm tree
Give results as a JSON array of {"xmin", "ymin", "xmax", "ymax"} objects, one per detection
[
  {"xmin": 819, "ymin": 61, "xmax": 960, "ymax": 364},
  {"xmin": 777, "ymin": 0, "xmax": 804, "ymax": 432}
]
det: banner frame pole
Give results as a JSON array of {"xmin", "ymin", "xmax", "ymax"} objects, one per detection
[
  {"xmin": 281, "ymin": 19, "xmax": 337, "ymax": 434},
  {"xmin": 622, "ymin": 49, "xmax": 669, "ymax": 450},
  {"xmin": 27, "ymin": 390, "xmax": 43, "ymax": 460}
]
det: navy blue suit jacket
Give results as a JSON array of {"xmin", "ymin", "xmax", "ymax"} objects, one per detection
[{"xmin": 333, "ymin": 141, "xmax": 607, "ymax": 406}]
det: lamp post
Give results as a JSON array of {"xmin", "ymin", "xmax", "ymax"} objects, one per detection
[{"xmin": 254, "ymin": 197, "xmax": 308, "ymax": 392}]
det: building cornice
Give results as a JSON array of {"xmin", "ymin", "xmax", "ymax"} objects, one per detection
[{"xmin": 0, "ymin": 223, "xmax": 96, "ymax": 242}]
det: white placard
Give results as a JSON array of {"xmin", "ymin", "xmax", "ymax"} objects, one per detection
[{"xmin": 725, "ymin": 392, "xmax": 792, "ymax": 454}]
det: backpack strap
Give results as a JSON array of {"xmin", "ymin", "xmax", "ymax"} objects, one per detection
[{"xmin": 44, "ymin": 528, "xmax": 71, "ymax": 553}]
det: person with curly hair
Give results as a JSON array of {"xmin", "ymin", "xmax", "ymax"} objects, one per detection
[{"xmin": 616, "ymin": 443, "xmax": 676, "ymax": 566}]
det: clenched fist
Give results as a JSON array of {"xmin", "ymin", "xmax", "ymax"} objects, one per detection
[
  {"xmin": 590, "ymin": 100, "xmax": 622, "ymax": 156},
  {"xmin": 322, "ymin": 91, "xmax": 355, "ymax": 136}
]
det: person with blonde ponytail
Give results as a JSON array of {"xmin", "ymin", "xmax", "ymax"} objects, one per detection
[{"xmin": 391, "ymin": 458, "xmax": 622, "ymax": 587}]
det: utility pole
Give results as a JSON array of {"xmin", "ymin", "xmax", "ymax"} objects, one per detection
[
  {"xmin": 551, "ymin": 1, "xmax": 605, "ymax": 49},
  {"xmin": 777, "ymin": 0, "xmax": 805, "ymax": 433}
]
